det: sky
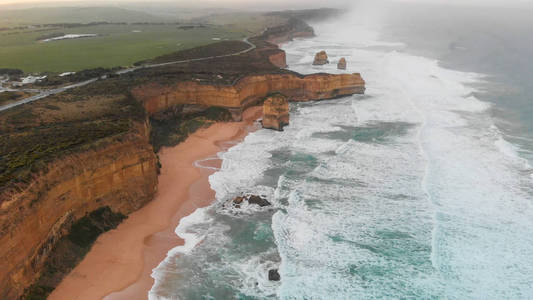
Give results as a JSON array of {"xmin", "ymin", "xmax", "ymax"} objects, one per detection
[{"xmin": 0, "ymin": 0, "xmax": 531, "ymax": 8}]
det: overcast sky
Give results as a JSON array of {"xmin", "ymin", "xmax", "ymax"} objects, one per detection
[{"xmin": 0, "ymin": 0, "xmax": 532, "ymax": 8}]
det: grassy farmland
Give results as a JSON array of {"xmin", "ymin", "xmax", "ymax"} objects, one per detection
[
  {"xmin": 0, "ymin": 7, "xmax": 282, "ymax": 73},
  {"xmin": 0, "ymin": 24, "xmax": 246, "ymax": 73}
]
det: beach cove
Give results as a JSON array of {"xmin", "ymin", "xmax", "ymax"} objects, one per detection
[{"xmin": 48, "ymin": 107, "xmax": 262, "ymax": 300}]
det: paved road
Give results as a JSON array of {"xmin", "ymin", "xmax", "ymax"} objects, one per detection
[{"xmin": 0, "ymin": 37, "xmax": 256, "ymax": 113}]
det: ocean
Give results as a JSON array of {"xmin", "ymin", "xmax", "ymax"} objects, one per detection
[{"xmin": 149, "ymin": 3, "xmax": 533, "ymax": 299}]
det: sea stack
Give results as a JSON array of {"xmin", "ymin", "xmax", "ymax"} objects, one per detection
[
  {"xmin": 337, "ymin": 58, "xmax": 347, "ymax": 70},
  {"xmin": 313, "ymin": 50, "xmax": 329, "ymax": 65},
  {"xmin": 268, "ymin": 269, "xmax": 281, "ymax": 281},
  {"xmin": 262, "ymin": 94, "xmax": 289, "ymax": 131}
]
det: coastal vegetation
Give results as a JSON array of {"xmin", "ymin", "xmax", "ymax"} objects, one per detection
[
  {"xmin": 0, "ymin": 91, "xmax": 30, "ymax": 106},
  {"xmin": 134, "ymin": 40, "xmax": 251, "ymax": 66},
  {"xmin": 0, "ymin": 92, "xmax": 142, "ymax": 194},
  {"xmin": 150, "ymin": 106, "xmax": 233, "ymax": 152}
]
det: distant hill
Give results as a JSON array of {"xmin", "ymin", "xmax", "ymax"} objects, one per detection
[
  {"xmin": 265, "ymin": 8, "xmax": 342, "ymax": 22},
  {"xmin": 0, "ymin": 7, "xmax": 165, "ymax": 26}
]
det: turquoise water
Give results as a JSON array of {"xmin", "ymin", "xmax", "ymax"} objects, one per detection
[{"xmin": 149, "ymin": 5, "xmax": 533, "ymax": 299}]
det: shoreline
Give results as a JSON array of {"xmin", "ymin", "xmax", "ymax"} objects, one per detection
[{"xmin": 49, "ymin": 106, "xmax": 263, "ymax": 300}]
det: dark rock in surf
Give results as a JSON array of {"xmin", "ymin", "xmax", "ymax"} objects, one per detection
[
  {"xmin": 269, "ymin": 269, "xmax": 281, "ymax": 281},
  {"xmin": 233, "ymin": 196, "xmax": 245, "ymax": 205},
  {"xmin": 230, "ymin": 195, "xmax": 271, "ymax": 208},
  {"xmin": 247, "ymin": 195, "xmax": 271, "ymax": 207}
]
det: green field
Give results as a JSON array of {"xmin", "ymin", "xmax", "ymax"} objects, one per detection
[
  {"xmin": 0, "ymin": 24, "xmax": 247, "ymax": 73},
  {"xmin": 0, "ymin": 7, "xmax": 284, "ymax": 73}
]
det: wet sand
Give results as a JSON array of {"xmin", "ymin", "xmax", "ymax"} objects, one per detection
[{"xmin": 49, "ymin": 107, "xmax": 262, "ymax": 300}]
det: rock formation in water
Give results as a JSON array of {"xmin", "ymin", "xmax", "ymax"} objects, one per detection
[
  {"xmin": 262, "ymin": 94, "xmax": 290, "ymax": 131},
  {"xmin": 313, "ymin": 51, "xmax": 329, "ymax": 65},
  {"xmin": 269, "ymin": 269, "xmax": 281, "ymax": 281},
  {"xmin": 231, "ymin": 195, "xmax": 271, "ymax": 208},
  {"xmin": 338, "ymin": 58, "xmax": 347, "ymax": 70}
]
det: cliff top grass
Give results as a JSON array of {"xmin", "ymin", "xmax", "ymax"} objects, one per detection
[
  {"xmin": 134, "ymin": 40, "xmax": 252, "ymax": 66},
  {"xmin": 0, "ymin": 91, "xmax": 32, "ymax": 107},
  {"xmin": 0, "ymin": 91, "xmax": 144, "ymax": 194}
]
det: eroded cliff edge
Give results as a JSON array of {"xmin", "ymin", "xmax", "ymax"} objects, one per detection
[
  {"xmin": 132, "ymin": 72, "xmax": 365, "ymax": 121},
  {"xmin": 0, "ymin": 9, "xmax": 361, "ymax": 299}
]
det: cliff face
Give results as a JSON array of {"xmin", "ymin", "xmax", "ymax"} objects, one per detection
[
  {"xmin": 0, "ymin": 123, "xmax": 158, "ymax": 299},
  {"xmin": 263, "ymin": 94, "xmax": 289, "ymax": 131},
  {"xmin": 133, "ymin": 73, "xmax": 365, "ymax": 121}
]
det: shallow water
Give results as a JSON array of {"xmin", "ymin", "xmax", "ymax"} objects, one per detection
[{"xmin": 149, "ymin": 9, "xmax": 533, "ymax": 299}]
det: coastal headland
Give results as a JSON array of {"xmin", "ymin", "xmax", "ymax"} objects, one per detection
[{"xmin": 0, "ymin": 9, "xmax": 364, "ymax": 299}]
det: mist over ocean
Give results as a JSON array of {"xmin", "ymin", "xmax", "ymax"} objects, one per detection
[{"xmin": 149, "ymin": 3, "xmax": 533, "ymax": 299}]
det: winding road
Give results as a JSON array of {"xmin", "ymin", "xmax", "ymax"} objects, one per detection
[{"xmin": 0, "ymin": 37, "xmax": 257, "ymax": 113}]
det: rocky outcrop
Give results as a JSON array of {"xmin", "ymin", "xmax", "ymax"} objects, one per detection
[
  {"xmin": 267, "ymin": 51, "xmax": 287, "ymax": 68},
  {"xmin": 313, "ymin": 51, "xmax": 329, "ymax": 65},
  {"xmin": 338, "ymin": 58, "xmax": 347, "ymax": 70},
  {"xmin": 133, "ymin": 72, "xmax": 365, "ymax": 121},
  {"xmin": 269, "ymin": 269, "xmax": 281, "ymax": 281},
  {"xmin": 231, "ymin": 195, "xmax": 271, "ymax": 208},
  {"xmin": 261, "ymin": 17, "xmax": 315, "ymax": 45},
  {"xmin": 262, "ymin": 94, "xmax": 289, "ymax": 131},
  {"xmin": 0, "ymin": 123, "xmax": 158, "ymax": 300}
]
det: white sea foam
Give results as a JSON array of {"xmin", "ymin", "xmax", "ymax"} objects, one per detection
[
  {"xmin": 169, "ymin": 207, "xmax": 211, "ymax": 256},
  {"xmin": 149, "ymin": 207, "xmax": 211, "ymax": 300}
]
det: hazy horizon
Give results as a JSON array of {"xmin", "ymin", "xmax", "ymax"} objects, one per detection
[{"xmin": 1, "ymin": 0, "xmax": 533, "ymax": 10}]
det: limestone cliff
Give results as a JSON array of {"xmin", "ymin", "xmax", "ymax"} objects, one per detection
[
  {"xmin": 133, "ymin": 73, "xmax": 365, "ymax": 121},
  {"xmin": 0, "ymin": 123, "xmax": 158, "ymax": 299},
  {"xmin": 262, "ymin": 94, "xmax": 289, "ymax": 131}
]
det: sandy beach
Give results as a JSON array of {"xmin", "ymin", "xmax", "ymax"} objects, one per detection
[{"xmin": 49, "ymin": 106, "xmax": 263, "ymax": 300}]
